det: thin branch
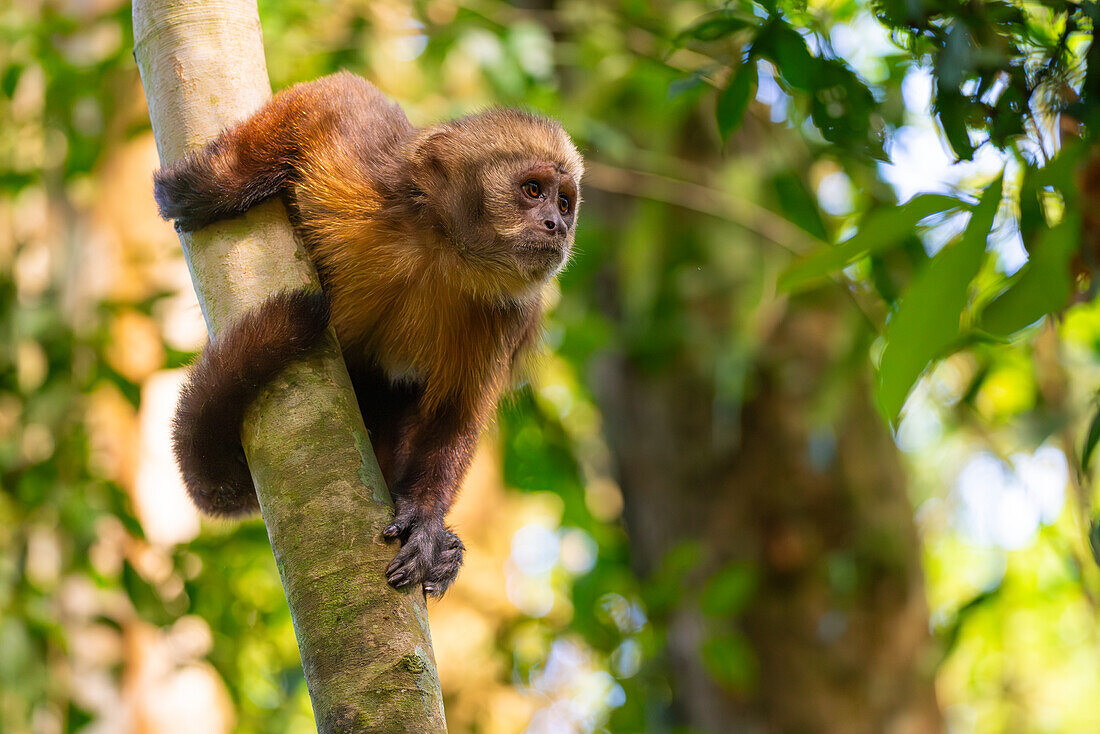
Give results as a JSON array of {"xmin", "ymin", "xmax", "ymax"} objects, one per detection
[{"xmin": 585, "ymin": 161, "xmax": 819, "ymax": 255}]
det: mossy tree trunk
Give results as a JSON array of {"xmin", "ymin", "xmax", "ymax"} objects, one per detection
[{"xmin": 132, "ymin": 1, "xmax": 447, "ymax": 731}]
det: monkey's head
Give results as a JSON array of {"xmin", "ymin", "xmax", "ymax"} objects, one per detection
[{"xmin": 409, "ymin": 109, "xmax": 584, "ymax": 299}]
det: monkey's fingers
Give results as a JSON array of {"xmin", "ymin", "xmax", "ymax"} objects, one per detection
[
  {"xmin": 385, "ymin": 522, "xmax": 434, "ymax": 589},
  {"xmin": 382, "ymin": 502, "xmax": 418, "ymax": 541},
  {"xmin": 385, "ymin": 521, "xmax": 464, "ymax": 596},
  {"xmin": 421, "ymin": 529, "xmax": 465, "ymax": 597}
]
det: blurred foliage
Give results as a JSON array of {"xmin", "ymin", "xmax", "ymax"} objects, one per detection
[{"xmin": 5, "ymin": 0, "xmax": 1100, "ymax": 732}]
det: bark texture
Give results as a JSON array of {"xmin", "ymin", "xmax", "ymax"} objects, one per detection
[
  {"xmin": 595, "ymin": 302, "xmax": 943, "ymax": 733},
  {"xmin": 132, "ymin": 2, "xmax": 447, "ymax": 731}
]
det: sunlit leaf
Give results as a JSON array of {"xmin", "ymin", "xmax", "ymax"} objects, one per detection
[
  {"xmin": 936, "ymin": 587, "xmax": 1001, "ymax": 656},
  {"xmin": 875, "ymin": 176, "xmax": 1003, "ymax": 424},
  {"xmin": 677, "ymin": 10, "xmax": 755, "ymax": 42},
  {"xmin": 778, "ymin": 194, "xmax": 965, "ymax": 292},
  {"xmin": 979, "ymin": 215, "xmax": 1080, "ymax": 337},
  {"xmin": 1082, "ymin": 405, "xmax": 1100, "ymax": 474}
]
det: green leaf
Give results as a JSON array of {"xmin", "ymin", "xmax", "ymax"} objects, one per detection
[
  {"xmin": 936, "ymin": 586, "xmax": 1002, "ymax": 656},
  {"xmin": 677, "ymin": 10, "xmax": 754, "ymax": 42},
  {"xmin": 1090, "ymin": 517, "xmax": 1100, "ymax": 567},
  {"xmin": 1016, "ymin": 163, "xmax": 1046, "ymax": 242},
  {"xmin": 760, "ymin": 23, "xmax": 816, "ymax": 90},
  {"xmin": 778, "ymin": 193, "xmax": 965, "ymax": 292},
  {"xmin": 1082, "ymin": 405, "xmax": 1100, "ymax": 474},
  {"xmin": 700, "ymin": 562, "xmax": 757, "ymax": 617},
  {"xmin": 717, "ymin": 59, "xmax": 757, "ymax": 141},
  {"xmin": 701, "ymin": 633, "xmax": 757, "ymax": 692},
  {"xmin": 979, "ymin": 214, "xmax": 1080, "ymax": 337},
  {"xmin": 875, "ymin": 176, "xmax": 1003, "ymax": 424},
  {"xmin": 935, "ymin": 91, "xmax": 976, "ymax": 160},
  {"xmin": 772, "ymin": 172, "xmax": 828, "ymax": 240},
  {"xmin": 643, "ymin": 541, "xmax": 704, "ymax": 614}
]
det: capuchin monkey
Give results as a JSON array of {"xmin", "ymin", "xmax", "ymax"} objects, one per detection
[{"xmin": 154, "ymin": 71, "xmax": 583, "ymax": 596}]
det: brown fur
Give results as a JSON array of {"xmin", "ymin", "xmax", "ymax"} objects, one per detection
[
  {"xmin": 170, "ymin": 290, "xmax": 330, "ymax": 517},
  {"xmin": 155, "ymin": 72, "xmax": 583, "ymax": 596}
]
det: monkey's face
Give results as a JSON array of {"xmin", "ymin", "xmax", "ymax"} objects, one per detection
[
  {"xmin": 411, "ymin": 111, "xmax": 583, "ymax": 296},
  {"xmin": 473, "ymin": 159, "xmax": 581, "ymax": 288},
  {"xmin": 506, "ymin": 162, "xmax": 579, "ymax": 276}
]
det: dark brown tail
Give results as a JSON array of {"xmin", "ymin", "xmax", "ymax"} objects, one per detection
[
  {"xmin": 172, "ymin": 290, "xmax": 330, "ymax": 517},
  {"xmin": 153, "ymin": 134, "xmax": 290, "ymax": 233}
]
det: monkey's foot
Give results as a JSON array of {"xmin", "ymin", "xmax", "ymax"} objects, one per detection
[{"xmin": 384, "ymin": 515, "xmax": 465, "ymax": 597}]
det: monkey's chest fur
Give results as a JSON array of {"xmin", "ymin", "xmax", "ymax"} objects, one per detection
[{"xmin": 286, "ymin": 200, "xmax": 541, "ymax": 481}]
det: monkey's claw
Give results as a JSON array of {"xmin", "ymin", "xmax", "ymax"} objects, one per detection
[
  {"xmin": 383, "ymin": 505, "xmax": 417, "ymax": 541},
  {"xmin": 384, "ymin": 518, "xmax": 465, "ymax": 597}
]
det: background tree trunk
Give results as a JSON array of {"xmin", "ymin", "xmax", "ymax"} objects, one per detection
[
  {"xmin": 595, "ymin": 299, "xmax": 943, "ymax": 733},
  {"xmin": 131, "ymin": 2, "xmax": 446, "ymax": 731}
]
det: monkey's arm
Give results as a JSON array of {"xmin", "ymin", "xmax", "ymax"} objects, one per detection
[
  {"xmin": 379, "ymin": 399, "xmax": 486, "ymax": 595},
  {"xmin": 153, "ymin": 72, "xmax": 410, "ymax": 232}
]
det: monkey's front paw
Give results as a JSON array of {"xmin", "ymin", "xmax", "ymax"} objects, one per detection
[
  {"xmin": 422, "ymin": 529, "xmax": 465, "ymax": 596},
  {"xmin": 385, "ymin": 517, "xmax": 465, "ymax": 597}
]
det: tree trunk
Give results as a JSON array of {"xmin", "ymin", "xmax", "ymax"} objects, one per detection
[
  {"xmin": 595, "ymin": 301, "xmax": 943, "ymax": 733},
  {"xmin": 131, "ymin": 2, "xmax": 446, "ymax": 731}
]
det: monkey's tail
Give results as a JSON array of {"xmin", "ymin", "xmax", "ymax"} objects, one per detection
[{"xmin": 172, "ymin": 290, "xmax": 331, "ymax": 517}]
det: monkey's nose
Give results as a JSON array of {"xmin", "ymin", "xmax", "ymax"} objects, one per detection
[{"xmin": 543, "ymin": 213, "xmax": 566, "ymax": 234}]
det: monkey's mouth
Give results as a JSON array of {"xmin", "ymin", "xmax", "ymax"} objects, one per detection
[
  {"xmin": 513, "ymin": 242, "xmax": 568, "ymax": 276},
  {"xmin": 515, "ymin": 244, "xmax": 563, "ymax": 256}
]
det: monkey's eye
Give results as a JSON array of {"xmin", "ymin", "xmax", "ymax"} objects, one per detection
[
  {"xmin": 558, "ymin": 194, "xmax": 571, "ymax": 214},
  {"xmin": 522, "ymin": 180, "xmax": 542, "ymax": 198}
]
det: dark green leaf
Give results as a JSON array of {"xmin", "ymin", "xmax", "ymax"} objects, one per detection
[
  {"xmin": 772, "ymin": 172, "xmax": 829, "ymax": 240},
  {"xmin": 760, "ymin": 23, "xmax": 816, "ymax": 90},
  {"xmin": 1090, "ymin": 517, "xmax": 1100, "ymax": 567},
  {"xmin": 989, "ymin": 85, "xmax": 1027, "ymax": 146},
  {"xmin": 778, "ymin": 194, "xmax": 965, "ymax": 292},
  {"xmin": 1016, "ymin": 164, "xmax": 1046, "ymax": 243},
  {"xmin": 935, "ymin": 91, "xmax": 976, "ymax": 160},
  {"xmin": 936, "ymin": 24, "xmax": 974, "ymax": 89},
  {"xmin": 808, "ymin": 59, "xmax": 879, "ymax": 155},
  {"xmin": 875, "ymin": 176, "xmax": 1003, "ymax": 423},
  {"xmin": 717, "ymin": 59, "xmax": 757, "ymax": 141}
]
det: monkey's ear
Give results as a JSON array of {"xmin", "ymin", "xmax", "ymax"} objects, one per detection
[{"xmin": 411, "ymin": 128, "xmax": 455, "ymax": 183}]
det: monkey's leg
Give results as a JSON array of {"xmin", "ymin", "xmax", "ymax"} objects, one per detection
[
  {"xmin": 173, "ymin": 290, "xmax": 330, "ymax": 516},
  {"xmin": 381, "ymin": 403, "xmax": 478, "ymax": 596}
]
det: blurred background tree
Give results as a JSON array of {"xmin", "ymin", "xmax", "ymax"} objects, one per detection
[{"xmin": 3, "ymin": 0, "xmax": 1100, "ymax": 733}]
